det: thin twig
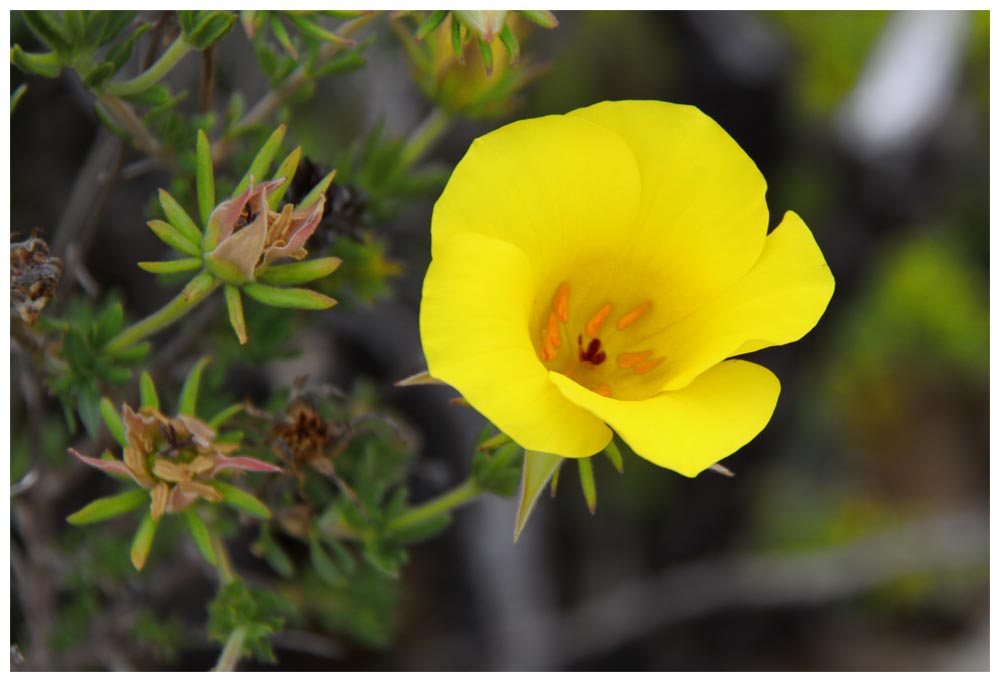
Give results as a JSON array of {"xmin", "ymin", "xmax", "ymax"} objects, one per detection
[{"xmin": 200, "ymin": 44, "xmax": 217, "ymax": 114}]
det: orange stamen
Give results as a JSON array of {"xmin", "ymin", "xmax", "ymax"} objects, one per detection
[
  {"xmin": 591, "ymin": 384, "xmax": 612, "ymax": 397},
  {"xmin": 541, "ymin": 338, "xmax": 557, "ymax": 362},
  {"xmin": 617, "ymin": 350, "xmax": 652, "ymax": 369},
  {"xmin": 633, "ymin": 357, "xmax": 665, "ymax": 375},
  {"xmin": 617, "ymin": 301, "xmax": 652, "ymax": 330},
  {"xmin": 547, "ymin": 312, "xmax": 562, "ymax": 348},
  {"xmin": 585, "ymin": 303, "xmax": 613, "ymax": 338},
  {"xmin": 554, "ymin": 282, "xmax": 570, "ymax": 323}
]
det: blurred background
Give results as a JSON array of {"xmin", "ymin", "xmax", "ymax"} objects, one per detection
[{"xmin": 11, "ymin": 10, "xmax": 989, "ymax": 671}]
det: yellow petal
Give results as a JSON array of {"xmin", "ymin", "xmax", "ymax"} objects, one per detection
[
  {"xmin": 550, "ymin": 360, "xmax": 780, "ymax": 477},
  {"xmin": 431, "ymin": 112, "xmax": 642, "ymax": 288},
  {"xmin": 568, "ymin": 100, "xmax": 769, "ymax": 318},
  {"xmin": 421, "ymin": 231, "xmax": 612, "ymax": 457},
  {"xmin": 655, "ymin": 211, "xmax": 835, "ymax": 391}
]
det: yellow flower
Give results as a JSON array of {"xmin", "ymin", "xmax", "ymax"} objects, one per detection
[{"xmin": 420, "ymin": 100, "xmax": 834, "ymax": 476}]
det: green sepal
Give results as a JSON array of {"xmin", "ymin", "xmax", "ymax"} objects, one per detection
[
  {"xmin": 196, "ymin": 129, "xmax": 216, "ymax": 226},
  {"xmin": 182, "ymin": 507, "xmax": 217, "ymax": 566},
  {"xmin": 450, "ymin": 16, "xmax": 464, "ymax": 63},
  {"xmin": 138, "ymin": 258, "xmax": 202, "ymax": 275},
  {"xmin": 477, "ymin": 37, "xmax": 493, "ymax": 77},
  {"xmin": 10, "ymin": 46, "xmax": 62, "ymax": 78},
  {"xmin": 498, "ymin": 24, "xmax": 519, "ymax": 65},
  {"xmin": 139, "ymin": 370, "xmax": 159, "ymax": 410},
  {"xmin": 549, "ymin": 464, "xmax": 561, "ymax": 497},
  {"xmin": 130, "ymin": 509, "xmax": 160, "ymax": 571},
  {"xmin": 577, "ymin": 457, "xmax": 597, "ymax": 515},
  {"xmin": 477, "ymin": 431, "xmax": 511, "ymax": 452},
  {"xmin": 256, "ymin": 257, "xmax": 342, "ymax": 286},
  {"xmin": 214, "ymin": 481, "xmax": 271, "ymax": 519},
  {"xmin": 416, "ymin": 10, "xmax": 449, "ymax": 39},
  {"xmin": 604, "ymin": 439, "xmax": 624, "ymax": 474},
  {"xmin": 514, "ymin": 451, "xmax": 563, "ymax": 541},
  {"xmin": 233, "ymin": 124, "xmax": 286, "ymax": 198},
  {"xmin": 158, "ymin": 189, "xmax": 202, "ymax": 246},
  {"xmin": 517, "ymin": 10, "xmax": 559, "ymax": 29},
  {"xmin": 295, "ymin": 169, "xmax": 336, "ymax": 211},
  {"xmin": 67, "ymin": 488, "xmax": 148, "ymax": 525},
  {"xmin": 179, "ymin": 356, "xmax": 211, "ymax": 416},
  {"xmin": 100, "ymin": 397, "xmax": 126, "ymax": 447},
  {"xmin": 267, "ymin": 146, "xmax": 302, "ymax": 210},
  {"xmin": 242, "ymin": 283, "xmax": 337, "ymax": 310},
  {"xmin": 204, "ymin": 253, "xmax": 249, "ymax": 284},
  {"xmin": 224, "ymin": 285, "xmax": 248, "ymax": 345},
  {"xmin": 147, "ymin": 219, "xmax": 201, "ymax": 258}
]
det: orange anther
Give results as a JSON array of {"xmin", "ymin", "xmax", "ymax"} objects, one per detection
[
  {"xmin": 585, "ymin": 303, "xmax": 612, "ymax": 338},
  {"xmin": 633, "ymin": 357, "xmax": 665, "ymax": 375},
  {"xmin": 617, "ymin": 350, "xmax": 652, "ymax": 369},
  {"xmin": 547, "ymin": 312, "xmax": 562, "ymax": 348},
  {"xmin": 554, "ymin": 282, "xmax": 570, "ymax": 323},
  {"xmin": 541, "ymin": 338, "xmax": 557, "ymax": 362},
  {"xmin": 616, "ymin": 301, "xmax": 652, "ymax": 330},
  {"xmin": 591, "ymin": 384, "xmax": 613, "ymax": 397}
]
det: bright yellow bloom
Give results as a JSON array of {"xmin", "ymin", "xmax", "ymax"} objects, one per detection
[{"xmin": 420, "ymin": 100, "xmax": 834, "ymax": 476}]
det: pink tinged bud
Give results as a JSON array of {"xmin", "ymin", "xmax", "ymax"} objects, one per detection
[
  {"xmin": 263, "ymin": 195, "xmax": 326, "ymax": 266},
  {"xmin": 206, "ymin": 211, "xmax": 268, "ymax": 283},
  {"xmin": 209, "ymin": 455, "xmax": 284, "ymax": 476},
  {"xmin": 166, "ymin": 485, "xmax": 200, "ymax": 514},
  {"xmin": 176, "ymin": 414, "xmax": 217, "ymax": 449},
  {"xmin": 69, "ymin": 448, "xmax": 145, "ymax": 487}
]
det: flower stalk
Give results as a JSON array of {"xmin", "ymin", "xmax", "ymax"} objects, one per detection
[
  {"xmin": 384, "ymin": 478, "xmax": 480, "ymax": 534},
  {"xmin": 103, "ymin": 35, "xmax": 193, "ymax": 97}
]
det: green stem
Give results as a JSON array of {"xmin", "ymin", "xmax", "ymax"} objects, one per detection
[
  {"xmin": 385, "ymin": 478, "xmax": 481, "ymax": 534},
  {"xmin": 95, "ymin": 94, "xmax": 163, "ymax": 157},
  {"xmin": 398, "ymin": 107, "xmax": 451, "ymax": 169},
  {"xmin": 105, "ymin": 272, "xmax": 219, "ymax": 354},
  {"xmin": 214, "ymin": 625, "xmax": 247, "ymax": 672},
  {"xmin": 104, "ymin": 36, "xmax": 193, "ymax": 96}
]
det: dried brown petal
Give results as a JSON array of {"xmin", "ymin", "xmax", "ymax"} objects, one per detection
[{"xmin": 11, "ymin": 232, "xmax": 62, "ymax": 326}]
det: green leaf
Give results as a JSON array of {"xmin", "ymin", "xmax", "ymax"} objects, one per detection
[
  {"xmin": 64, "ymin": 11, "xmax": 86, "ymax": 43},
  {"xmin": 416, "ymin": 10, "xmax": 449, "ymax": 39},
  {"xmin": 182, "ymin": 11, "xmax": 236, "ymax": 50},
  {"xmin": 120, "ymin": 84, "xmax": 170, "ymax": 107},
  {"xmin": 311, "ymin": 50, "xmax": 366, "ymax": 79},
  {"xmin": 215, "ymin": 481, "xmax": 271, "ymax": 519},
  {"xmin": 139, "ymin": 370, "xmax": 159, "ymax": 410},
  {"xmin": 267, "ymin": 146, "xmax": 302, "ymax": 210},
  {"xmin": 233, "ymin": 124, "xmax": 286, "ymax": 198},
  {"xmin": 100, "ymin": 396, "xmax": 126, "ymax": 447},
  {"xmin": 196, "ymin": 129, "xmax": 216, "ymax": 226},
  {"xmin": 146, "ymin": 219, "xmax": 201, "ymax": 258},
  {"xmin": 23, "ymin": 11, "xmax": 73, "ymax": 54},
  {"xmin": 182, "ymin": 507, "xmax": 217, "ymax": 566},
  {"xmin": 603, "ymin": 439, "xmax": 624, "ymax": 474},
  {"xmin": 254, "ymin": 525, "xmax": 295, "ymax": 578},
  {"xmin": 384, "ymin": 512, "xmax": 451, "ymax": 545},
  {"xmin": 268, "ymin": 12, "xmax": 298, "ymax": 58},
  {"xmin": 178, "ymin": 356, "xmax": 211, "ymax": 416},
  {"xmin": 309, "ymin": 533, "xmax": 347, "ymax": 587},
  {"xmin": 67, "ymin": 488, "xmax": 148, "ymax": 525},
  {"xmin": 130, "ymin": 509, "xmax": 160, "ymax": 570},
  {"xmin": 477, "ymin": 37, "xmax": 493, "ymax": 77},
  {"xmin": 208, "ymin": 403, "xmax": 244, "ymax": 430},
  {"xmin": 158, "ymin": 189, "xmax": 202, "ymax": 245},
  {"xmin": 285, "ymin": 13, "xmax": 354, "ymax": 47},
  {"xmin": 11, "ymin": 83, "xmax": 27, "ymax": 114},
  {"xmin": 138, "ymin": 258, "xmax": 202, "ymax": 275},
  {"xmin": 514, "ymin": 450, "xmax": 563, "ymax": 542},
  {"xmin": 107, "ymin": 340, "xmax": 150, "ymax": 363},
  {"xmin": 577, "ymin": 457, "xmax": 597, "ymax": 515},
  {"xmin": 105, "ymin": 23, "xmax": 149, "ymax": 71},
  {"xmin": 472, "ymin": 442, "xmax": 524, "ymax": 497},
  {"xmin": 498, "ymin": 24, "xmax": 519, "ymax": 65},
  {"xmin": 10, "ymin": 46, "xmax": 62, "ymax": 78},
  {"xmin": 256, "ymin": 257, "xmax": 342, "ymax": 286},
  {"xmin": 93, "ymin": 300, "xmax": 124, "ymax": 345},
  {"xmin": 224, "ymin": 285, "xmax": 248, "ymax": 345},
  {"xmin": 242, "ymin": 283, "xmax": 337, "ymax": 310},
  {"xmin": 82, "ymin": 61, "xmax": 116, "ymax": 88},
  {"xmin": 295, "ymin": 169, "xmax": 336, "ymax": 211},
  {"xmin": 62, "ymin": 330, "xmax": 90, "ymax": 368},
  {"xmin": 97, "ymin": 10, "xmax": 138, "ymax": 46},
  {"xmin": 78, "ymin": 386, "xmax": 103, "ymax": 439}
]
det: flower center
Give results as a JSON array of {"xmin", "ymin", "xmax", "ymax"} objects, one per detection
[{"xmin": 538, "ymin": 281, "xmax": 666, "ymax": 399}]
